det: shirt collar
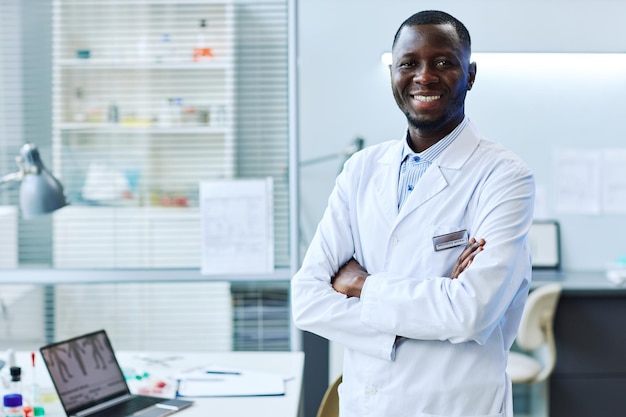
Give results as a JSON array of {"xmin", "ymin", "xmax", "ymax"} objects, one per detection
[{"xmin": 401, "ymin": 117, "xmax": 470, "ymax": 163}]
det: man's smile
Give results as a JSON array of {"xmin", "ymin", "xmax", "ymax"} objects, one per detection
[{"xmin": 411, "ymin": 94, "xmax": 442, "ymax": 102}]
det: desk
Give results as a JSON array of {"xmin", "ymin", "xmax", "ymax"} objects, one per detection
[
  {"xmin": 532, "ymin": 269, "xmax": 626, "ymax": 293},
  {"xmin": 13, "ymin": 351, "xmax": 304, "ymax": 417},
  {"xmin": 532, "ymin": 270, "xmax": 626, "ymax": 417}
]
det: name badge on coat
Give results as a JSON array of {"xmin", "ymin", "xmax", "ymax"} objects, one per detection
[{"xmin": 433, "ymin": 230, "xmax": 469, "ymax": 252}]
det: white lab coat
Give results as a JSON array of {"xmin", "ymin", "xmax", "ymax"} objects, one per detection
[{"xmin": 291, "ymin": 121, "xmax": 534, "ymax": 417}]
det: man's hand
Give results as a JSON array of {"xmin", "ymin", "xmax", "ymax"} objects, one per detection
[
  {"xmin": 331, "ymin": 258, "xmax": 369, "ymax": 298},
  {"xmin": 332, "ymin": 237, "xmax": 484, "ymax": 297},
  {"xmin": 450, "ymin": 237, "xmax": 485, "ymax": 279}
]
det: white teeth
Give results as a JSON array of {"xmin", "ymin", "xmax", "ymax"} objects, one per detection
[{"xmin": 414, "ymin": 95, "xmax": 441, "ymax": 102}]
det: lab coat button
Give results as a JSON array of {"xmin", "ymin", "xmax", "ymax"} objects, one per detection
[
  {"xmin": 390, "ymin": 236, "xmax": 398, "ymax": 245},
  {"xmin": 365, "ymin": 385, "xmax": 377, "ymax": 395}
]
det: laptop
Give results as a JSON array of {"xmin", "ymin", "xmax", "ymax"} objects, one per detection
[{"xmin": 40, "ymin": 330, "xmax": 193, "ymax": 417}]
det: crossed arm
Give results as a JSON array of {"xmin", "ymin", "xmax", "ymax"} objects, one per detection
[{"xmin": 331, "ymin": 237, "xmax": 486, "ymax": 298}]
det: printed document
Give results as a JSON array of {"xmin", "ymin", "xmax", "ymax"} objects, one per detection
[{"xmin": 200, "ymin": 178, "xmax": 274, "ymax": 275}]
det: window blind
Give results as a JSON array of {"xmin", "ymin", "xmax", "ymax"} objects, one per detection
[{"xmin": 0, "ymin": 0, "xmax": 292, "ymax": 352}]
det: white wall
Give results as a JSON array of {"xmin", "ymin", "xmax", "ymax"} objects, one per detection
[{"xmin": 298, "ymin": 0, "xmax": 626, "ymax": 270}]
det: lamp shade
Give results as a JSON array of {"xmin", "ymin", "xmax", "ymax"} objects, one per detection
[{"xmin": 18, "ymin": 143, "xmax": 68, "ymax": 219}]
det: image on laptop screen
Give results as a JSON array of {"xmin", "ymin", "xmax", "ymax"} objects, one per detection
[{"xmin": 40, "ymin": 330, "xmax": 130, "ymax": 413}]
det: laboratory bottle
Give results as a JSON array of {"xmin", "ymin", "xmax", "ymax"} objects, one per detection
[
  {"xmin": 193, "ymin": 19, "xmax": 212, "ymax": 61},
  {"xmin": 3, "ymin": 393, "xmax": 26, "ymax": 417},
  {"xmin": 173, "ymin": 98, "xmax": 183, "ymax": 125},
  {"xmin": 9, "ymin": 366, "xmax": 22, "ymax": 395},
  {"xmin": 156, "ymin": 33, "xmax": 174, "ymax": 63},
  {"xmin": 72, "ymin": 87, "xmax": 86, "ymax": 122},
  {"xmin": 107, "ymin": 102, "xmax": 119, "ymax": 123}
]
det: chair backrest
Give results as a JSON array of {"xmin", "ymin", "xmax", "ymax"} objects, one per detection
[
  {"xmin": 316, "ymin": 374, "xmax": 342, "ymax": 417},
  {"xmin": 515, "ymin": 282, "xmax": 562, "ymax": 382}
]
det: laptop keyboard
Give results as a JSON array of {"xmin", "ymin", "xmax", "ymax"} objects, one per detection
[{"xmin": 86, "ymin": 396, "xmax": 163, "ymax": 417}]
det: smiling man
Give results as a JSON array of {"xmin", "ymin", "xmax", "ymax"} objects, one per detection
[
  {"xmin": 292, "ymin": 10, "xmax": 535, "ymax": 417},
  {"xmin": 390, "ymin": 14, "xmax": 476, "ymax": 152}
]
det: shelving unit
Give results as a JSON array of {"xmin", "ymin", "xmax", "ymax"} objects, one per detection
[
  {"xmin": 51, "ymin": 0, "xmax": 235, "ymax": 268},
  {"xmin": 0, "ymin": 0, "xmax": 295, "ymax": 356}
]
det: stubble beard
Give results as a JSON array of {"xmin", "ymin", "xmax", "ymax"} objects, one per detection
[
  {"xmin": 395, "ymin": 86, "xmax": 468, "ymax": 134},
  {"xmin": 406, "ymin": 112, "xmax": 446, "ymax": 132},
  {"xmin": 403, "ymin": 96, "xmax": 466, "ymax": 134}
]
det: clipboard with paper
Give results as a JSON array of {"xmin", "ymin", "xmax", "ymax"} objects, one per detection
[{"xmin": 175, "ymin": 366, "xmax": 286, "ymax": 397}]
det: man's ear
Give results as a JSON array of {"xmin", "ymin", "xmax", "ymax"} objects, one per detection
[{"xmin": 467, "ymin": 62, "xmax": 477, "ymax": 90}]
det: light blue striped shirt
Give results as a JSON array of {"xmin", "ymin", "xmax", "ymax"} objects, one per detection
[{"xmin": 397, "ymin": 117, "xmax": 469, "ymax": 209}]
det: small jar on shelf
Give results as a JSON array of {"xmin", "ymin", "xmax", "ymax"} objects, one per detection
[{"xmin": 193, "ymin": 19, "xmax": 213, "ymax": 62}]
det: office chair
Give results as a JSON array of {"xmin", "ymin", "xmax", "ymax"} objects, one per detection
[
  {"xmin": 507, "ymin": 282, "xmax": 562, "ymax": 384},
  {"xmin": 316, "ymin": 374, "xmax": 342, "ymax": 417},
  {"xmin": 507, "ymin": 282, "xmax": 562, "ymax": 417}
]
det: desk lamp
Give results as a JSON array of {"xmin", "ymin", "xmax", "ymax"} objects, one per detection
[{"xmin": 0, "ymin": 143, "xmax": 68, "ymax": 219}]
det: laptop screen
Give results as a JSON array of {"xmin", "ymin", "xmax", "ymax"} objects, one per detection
[{"xmin": 40, "ymin": 330, "xmax": 131, "ymax": 415}]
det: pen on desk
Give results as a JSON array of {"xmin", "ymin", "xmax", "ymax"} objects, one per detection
[{"xmin": 204, "ymin": 371, "xmax": 241, "ymax": 375}]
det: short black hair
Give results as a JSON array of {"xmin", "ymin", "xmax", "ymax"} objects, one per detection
[{"xmin": 392, "ymin": 10, "xmax": 471, "ymax": 54}]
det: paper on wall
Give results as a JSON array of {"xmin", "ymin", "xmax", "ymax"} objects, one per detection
[
  {"xmin": 200, "ymin": 178, "xmax": 274, "ymax": 275},
  {"xmin": 601, "ymin": 149, "xmax": 626, "ymax": 213},
  {"xmin": 553, "ymin": 149, "xmax": 601, "ymax": 214}
]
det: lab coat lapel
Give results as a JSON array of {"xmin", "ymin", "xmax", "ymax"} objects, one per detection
[
  {"xmin": 372, "ymin": 141, "xmax": 404, "ymax": 224},
  {"xmin": 396, "ymin": 164, "xmax": 448, "ymax": 223},
  {"xmin": 395, "ymin": 122, "xmax": 482, "ymax": 223}
]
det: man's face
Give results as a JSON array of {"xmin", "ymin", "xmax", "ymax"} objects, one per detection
[{"xmin": 390, "ymin": 23, "xmax": 476, "ymax": 138}]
